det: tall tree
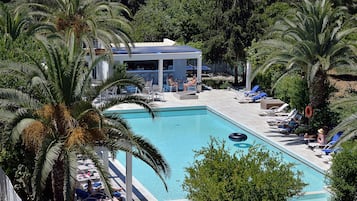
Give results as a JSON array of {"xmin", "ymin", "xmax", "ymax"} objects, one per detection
[
  {"xmin": 133, "ymin": 0, "xmax": 288, "ymax": 85},
  {"xmin": 120, "ymin": 0, "xmax": 146, "ymax": 15},
  {"xmin": 16, "ymin": 0, "xmax": 134, "ymax": 57},
  {"xmin": 251, "ymin": 0, "xmax": 357, "ymax": 128},
  {"xmin": 0, "ymin": 39, "xmax": 170, "ymax": 200}
]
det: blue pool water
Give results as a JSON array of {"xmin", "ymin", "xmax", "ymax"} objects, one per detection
[{"xmin": 109, "ymin": 107, "xmax": 328, "ymax": 201}]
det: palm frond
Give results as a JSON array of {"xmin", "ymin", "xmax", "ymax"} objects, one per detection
[
  {"xmin": 0, "ymin": 88, "xmax": 42, "ymax": 109},
  {"xmin": 0, "ymin": 109, "xmax": 16, "ymax": 123},
  {"xmin": 77, "ymin": 146, "xmax": 113, "ymax": 198},
  {"xmin": 328, "ymin": 113, "xmax": 357, "ymax": 148},
  {"xmin": 99, "ymin": 95, "xmax": 156, "ymax": 119},
  {"xmin": 32, "ymin": 140, "xmax": 64, "ymax": 198},
  {"xmin": 129, "ymin": 135, "xmax": 170, "ymax": 191},
  {"xmin": 11, "ymin": 118, "xmax": 36, "ymax": 144},
  {"xmin": 63, "ymin": 151, "xmax": 77, "ymax": 201},
  {"xmin": 102, "ymin": 123, "xmax": 170, "ymax": 191}
]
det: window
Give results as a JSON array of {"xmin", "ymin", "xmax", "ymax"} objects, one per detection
[{"xmin": 124, "ymin": 60, "xmax": 173, "ymax": 71}]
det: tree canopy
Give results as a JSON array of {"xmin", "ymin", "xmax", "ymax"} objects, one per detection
[{"xmin": 183, "ymin": 138, "xmax": 306, "ymax": 201}]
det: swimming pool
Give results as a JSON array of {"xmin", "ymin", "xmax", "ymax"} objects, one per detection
[{"xmin": 108, "ymin": 106, "xmax": 329, "ymax": 201}]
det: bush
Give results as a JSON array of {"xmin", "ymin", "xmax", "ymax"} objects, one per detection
[
  {"xmin": 274, "ymin": 74, "xmax": 309, "ymax": 112},
  {"xmin": 203, "ymin": 78, "xmax": 232, "ymax": 89},
  {"xmin": 328, "ymin": 141, "xmax": 357, "ymax": 201},
  {"xmin": 182, "ymin": 137, "xmax": 306, "ymax": 201}
]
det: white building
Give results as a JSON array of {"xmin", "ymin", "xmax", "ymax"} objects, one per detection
[{"xmin": 92, "ymin": 38, "xmax": 203, "ymax": 91}]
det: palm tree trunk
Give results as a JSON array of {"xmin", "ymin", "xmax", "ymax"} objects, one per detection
[
  {"xmin": 52, "ymin": 159, "xmax": 65, "ymax": 201},
  {"xmin": 309, "ymin": 70, "xmax": 329, "ymax": 109}
]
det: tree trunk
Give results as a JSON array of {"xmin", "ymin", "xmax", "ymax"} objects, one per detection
[
  {"xmin": 234, "ymin": 65, "xmax": 239, "ymax": 86},
  {"xmin": 52, "ymin": 159, "xmax": 65, "ymax": 201},
  {"xmin": 309, "ymin": 70, "xmax": 329, "ymax": 109}
]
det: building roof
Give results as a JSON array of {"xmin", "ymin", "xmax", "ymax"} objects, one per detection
[{"xmin": 111, "ymin": 45, "xmax": 201, "ymax": 55}]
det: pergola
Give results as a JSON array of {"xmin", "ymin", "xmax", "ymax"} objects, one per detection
[{"xmin": 97, "ymin": 39, "xmax": 203, "ymax": 91}]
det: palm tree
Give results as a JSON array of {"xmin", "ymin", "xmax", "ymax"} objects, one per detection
[
  {"xmin": 0, "ymin": 39, "xmax": 170, "ymax": 200},
  {"xmin": 251, "ymin": 0, "xmax": 357, "ymax": 113},
  {"xmin": 0, "ymin": 3, "xmax": 30, "ymax": 46},
  {"xmin": 15, "ymin": 0, "xmax": 133, "ymax": 57},
  {"xmin": 328, "ymin": 97, "xmax": 357, "ymax": 147}
]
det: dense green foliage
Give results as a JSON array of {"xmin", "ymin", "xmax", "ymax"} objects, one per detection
[
  {"xmin": 183, "ymin": 138, "xmax": 306, "ymax": 201},
  {"xmin": 274, "ymin": 74, "xmax": 309, "ymax": 112},
  {"xmin": 328, "ymin": 141, "xmax": 357, "ymax": 201},
  {"xmin": 132, "ymin": 0, "xmax": 295, "ymax": 85},
  {"xmin": 250, "ymin": 0, "xmax": 356, "ymax": 130}
]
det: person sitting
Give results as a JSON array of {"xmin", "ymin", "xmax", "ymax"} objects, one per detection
[
  {"xmin": 184, "ymin": 75, "xmax": 197, "ymax": 91},
  {"xmin": 307, "ymin": 128, "xmax": 327, "ymax": 150},
  {"xmin": 317, "ymin": 128, "xmax": 327, "ymax": 145},
  {"xmin": 167, "ymin": 75, "xmax": 178, "ymax": 91}
]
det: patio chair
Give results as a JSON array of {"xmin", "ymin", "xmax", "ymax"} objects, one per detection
[
  {"xmin": 266, "ymin": 109, "xmax": 298, "ymax": 126},
  {"xmin": 143, "ymin": 79, "xmax": 153, "ymax": 94},
  {"xmin": 321, "ymin": 146, "xmax": 342, "ymax": 155},
  {"xmin": 259, "ymin": 103, "xmax": 289, "ymax": 116},
  {"xmin": 244, "ymin": 85, "xmax": 260, "ymax": 97},
  {"xmin": 165, "ymin": 76, "xmax": 179, "ymax": 92},
  {"xmin": 238, "ymin": 92, "xmax": 267, "ymax": 103},
  {"xmin": 308, "ymin": 131, "xmax": 343, "ymax": 152},
  {"xmin": 151, "ymin": 84, "xmax": 165, "ymax": 101},
  {"xmin": 107, "ymin": 86, "xmax": 118, "ymax": 99},
  {"xmin": 124, "ymin": 85, "xmax": 139, "ymax": 94}
]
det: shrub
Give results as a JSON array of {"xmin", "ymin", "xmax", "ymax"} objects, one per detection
[
  {"xmin": 327, "ymin": 141, "xmax": 357, "ymax": 201},
  {"xmin": 274, "ymin": 74, "xmax": 309, "ymax": 112},
  {"xmin": 202, "ymin": 78, "xmax": 232, "ymax": 89},
  {"xmin": 183, "ymin": 137, "xmax": 306, "ymax": 201}
]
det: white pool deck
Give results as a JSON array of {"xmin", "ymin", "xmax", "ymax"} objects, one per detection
[{"xmin": 107, "ymin": 89, "xmax": 331, "ymax": 200}]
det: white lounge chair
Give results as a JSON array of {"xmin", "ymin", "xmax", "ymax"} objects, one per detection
[
  {"xmin": 266, "ymin": 109, "xmax": 298, "ymax": 126},
  {"xmin": 151, "ymin": 84, "xmax": 165, "ymax": 101},
  {"xmin": 259, "ymin": 103, "xmax": 289, "ymax": 116}
]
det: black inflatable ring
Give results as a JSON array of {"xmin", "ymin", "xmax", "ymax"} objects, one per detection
[{"xmin": 228, "ymin": 133, "xmax": 248, "ymax": 142}]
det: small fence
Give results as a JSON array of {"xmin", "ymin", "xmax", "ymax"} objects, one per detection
[{"xmin": 0, "ymin": 167, "xmax": 22, "ymax": 201}]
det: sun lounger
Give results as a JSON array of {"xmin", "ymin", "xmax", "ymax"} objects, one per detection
[
  {"xmin": 266, "ymin": 109, "xmax": 298, "ymax": 126},
  {"xmin": 308, "ymin": 131, "xmax": 343, "ymax": 151},
  {"xmin": 277, "ymin": 115, "xmax": 301, "ymax": 134},
  {"xmin": 259, "ymin": 103, "xmax": 289, "ymax": 116},
  {"xmin": 238, "ymin": 92, "xmax": 267, "ymax": 103},
  {"xmin": 174, "ymin": 91, "xmax": 198, "ymax": 100},
  {"xmin": 244, "ymin": 85, "xmax": 260, "ymax": 97}
]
